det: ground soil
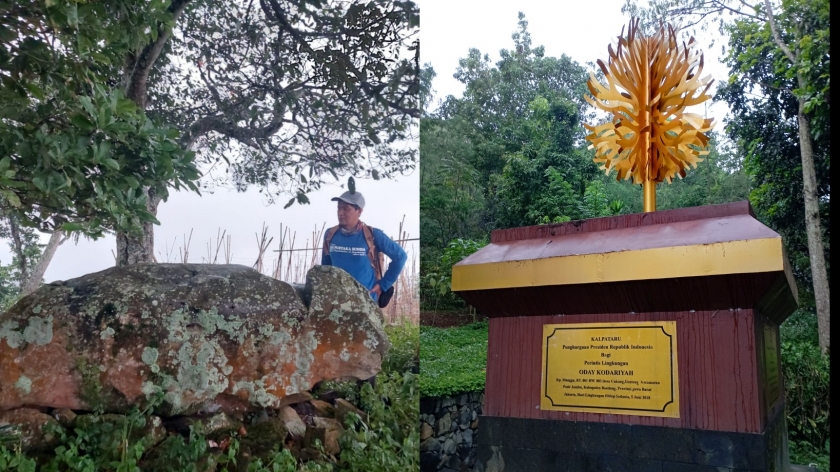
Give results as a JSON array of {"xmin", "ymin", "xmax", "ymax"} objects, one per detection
[{"xmin": 419, "ymin": 310, "xmax": 488, "ymax": 328}]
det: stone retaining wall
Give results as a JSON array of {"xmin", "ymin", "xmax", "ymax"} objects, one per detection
[{"xmin": 419, "ymin": 391, "xmax": 484, "ymax": 472}]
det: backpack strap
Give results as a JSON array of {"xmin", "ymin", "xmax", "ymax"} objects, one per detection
[
  {"xmin": 360, "ymin": 222, "xmax": 384, "ymax": 281},
  {"xmin": 323, "ymin": 225, "xmax": 340, "ymax": 259}
]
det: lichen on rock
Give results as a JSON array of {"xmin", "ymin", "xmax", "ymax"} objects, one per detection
[{"xmin": 0, "ymin": 263, "xmax": 389, "ymax": 416}]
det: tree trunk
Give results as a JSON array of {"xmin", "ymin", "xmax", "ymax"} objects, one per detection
[
  {"xmin": 20, "ymin": 230, "xmax": 66, "ymax": 296},
  {"xmin": 796, "ymin": 87, "xmax": 830, "ymax": 353},
  {"xmin": 114, "ymin": 0, "xmax": 192, "ymax": 267},
  {"xmin": 7, "ymin": 217, "xmax": 30, "ymax": 283},
  {"xmin": 115, "ymin": 187, "xmax": 160, "ymax": 266},
  {"xmin": 763, "ymin": 0, "xmax": 830, "ymax": 353}
]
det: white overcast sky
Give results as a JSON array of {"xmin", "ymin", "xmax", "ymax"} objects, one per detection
[
  {"xmin": 418, "ymin": 0, "xmax": 731, "ymax": 120},
  {"xmin": 3, "ymin": 0, "xmax": 737, "ymax": 284},
  {"xmin": 0, "ymin": 172, "xmax": 419, "ymax": 283}
]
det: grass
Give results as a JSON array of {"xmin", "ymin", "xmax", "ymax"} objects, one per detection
[{"xmin": 419, "ymin": 321, "xmax": 488, "ymax": 398}]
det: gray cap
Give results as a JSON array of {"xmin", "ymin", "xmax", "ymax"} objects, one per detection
[{"xmin": 331, "ymin": 191, "xmax": 365, "ymax": 209}]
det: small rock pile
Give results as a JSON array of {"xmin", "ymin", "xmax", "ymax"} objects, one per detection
[
  {"xmin": 419, "ymin": 392, "xmax": 484, "ymax": 472},
  {"xmin": 0, "ymin": 391, "xmax": 370, "ymax": 468}
]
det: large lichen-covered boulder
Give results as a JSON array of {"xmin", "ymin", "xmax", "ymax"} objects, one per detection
[{"xmin": 0, "ymin": 264, "xmax": 388, "ymax": 415}]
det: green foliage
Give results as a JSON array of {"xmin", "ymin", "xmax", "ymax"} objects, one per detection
[
  {"xmin": 421, "ymin": 238, "xmax": 486, "ymax": 311},
  {"xmin": 778, "ymin": 309, "xmax": 831, "ymax": 469},
  {"xmin": 528, "ymin": 168, "xmax": 580, "ymax": 224},
  {"xmin": 333, "ymin": 372, "xmax": 419, "ymax": 471},
  {"xmin": 789, "ymin": 439, "xmax": 830, "ymax": 472},
  {"xmin": 0, "ymin": 212, "xmax": 50, "ymax": 310},
  {"xmin": 382, "ymin": 319, "xmax": 420, "ymax": 375},
  {"xmin": 419, "ymin": 322, "xmax": 488, "ymax": 397},
  {"xmin": 243, "ymin": 449, "xmax": 299, "ymax": 472},
  {"xmin": 781, "ymin": 309, "xmax": 820, "ymax": 345},
  {"xmin": 419, "ymin": 115, "xmax": 486, "ymax": 251},
  {"xmin": 0, "ymin": 1, "xmax": 199, "ymax": 236},
  {"xmin": 716, "ymin": 5, "xmax": 830, "ymax": 289},
  {"xmin": 579, "ymin": 180, "xmax": 614, "ymax": 219},
  {"xmin": 782, "ymin": 340, "xmax": 830, "ymax": 450},
  {"xmin": 0, "ymin": 444, "xmax": 36, "ymax": 472},
  {"xmin": 488, "ymin": 93, "xmax": 595, "ymax": 229}
]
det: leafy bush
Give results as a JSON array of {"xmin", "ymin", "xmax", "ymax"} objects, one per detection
[
  {"xmin": 781, "ymin": 308, "xmax": 820, "ymax": 345},
  {"xmin": 420, "ymin": 322, "xmax": 488, "ymax": 397},
  {"xmin": 334, "ymin": 372, "xmax": 419, "ymax": 471},
  {"xmin": 382, "ymin": 319, "xmax": 420, "ymax": 375},
  {"xmin": 782, "ymin": 340, "xmax": 830, "ymax": 450},
  {"xmin": 420, "ymin": 238, "xmax": 486, "ymax": 311},
  {"xmin": 789, "ymin": 439, "xmax": 830, "ymax": 472}
]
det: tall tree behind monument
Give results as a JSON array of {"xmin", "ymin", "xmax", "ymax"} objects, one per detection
[{"xmin": 623, "ymin": 0, "xmax": 830, "ymax": 349}]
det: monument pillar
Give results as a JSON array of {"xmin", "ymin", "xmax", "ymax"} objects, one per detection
[{"xmin": 452, "ymin": 201, "xmax": 796, "ymax": 472}]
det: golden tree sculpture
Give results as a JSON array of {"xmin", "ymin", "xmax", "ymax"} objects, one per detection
[{"xmin": 584, "ymin": 19, "xmax": 714, "ymax": 212}]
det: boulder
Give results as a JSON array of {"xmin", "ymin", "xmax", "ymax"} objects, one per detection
[
  {"xmin": 0, "ymin": 408, "xmax": 63, "ymax": 451},
  {"xmin": 52, "ymin": 408, "xmax": 76, "ymax": 426},
  {"xmin": 0, "ymin": 264, "xmax": 389, "ymax": 415},
  {"xmin": 307, "ymin": 399, "xmax": 335, "ymax": 418},
  {"xmin": 420, "ymin": 422, "xmax": 433, "ymax": 441},
  {"xmin": 238, "ymin": 417, "xmax": 290, "ymax": 461},
  {"xmin": 334, "ymin": 398, "xmax": 367, "ymax": 426},
  {"xmin": 305, "ymin": 417, "xmax": 343, "ymax": 456},
  {"xmin": 278, "ymin": 406, "xmax": 307, "ymax": 438},
  {"xmin": 165, "ymin": 412, "xmax": 242, "ymax": 437}
]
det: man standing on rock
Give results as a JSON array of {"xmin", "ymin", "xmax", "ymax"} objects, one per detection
[{"xmin": 321, "ymin": 190, "xmax": 407, "ymax": 307}]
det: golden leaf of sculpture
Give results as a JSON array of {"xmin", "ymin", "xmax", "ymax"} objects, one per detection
[{"xmin": 584, "ymin": 19, "xmax": 714, "ymax": 212}]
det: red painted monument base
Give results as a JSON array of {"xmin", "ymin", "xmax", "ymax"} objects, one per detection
[{"xmin": 452, "ymin": 202, "xmax": 796, "ymax": 472}]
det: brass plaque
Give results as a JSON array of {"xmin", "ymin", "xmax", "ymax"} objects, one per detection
[
  {"xmin": 764, "ymin": 325, "xmax": 780, "ymax": 407},
  {"xmin": 541, "ymin": 321, "xmax": 679, "ymax": 418}
]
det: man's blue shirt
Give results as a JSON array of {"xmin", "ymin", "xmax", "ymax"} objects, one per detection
[{"xmin": 321, "ymin": 226, "xmax": 407, "ymax": 301}]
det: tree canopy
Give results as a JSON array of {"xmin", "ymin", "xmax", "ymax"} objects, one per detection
[
  {"xmin": 0, "ymin": 0, "xmax": 199, "ymax": 237},
  {"xmin": 154, "ymin": 0, "xmax": 420, "ymax": 203},
  {"xmin": 623, "ymin": 0, "xmax": 831, "ymax": 351},
  {"xmin": 1, "ymin": 0, "xmax": 419, "ymax": 267},
  {"xmin": 419, "ymin": 13, "xmax": 753, "ymax": 310}
]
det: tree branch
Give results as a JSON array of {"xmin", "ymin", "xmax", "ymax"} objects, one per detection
[
  {"xmin": 127, "ymin": 0, "xmax": 193, "ymax": 107},
  {"xmin": 182, "ymin": 113, "xmax": 287, "ymax": 150},
  {"xmin": 763, "ymin": 0, "xmax": 796, "ymax": 63},
  {"xmin": 20, "ymin": 230, "xmax": 65, "ymax": 296},
  {"xmin": 712, "ymin": 0, "xmax": 764, "ymax": 21}
]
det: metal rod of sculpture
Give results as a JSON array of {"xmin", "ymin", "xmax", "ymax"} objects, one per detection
[{"xmin": 584, "ymin": 19, "xmax": 715, "ymax": 212}]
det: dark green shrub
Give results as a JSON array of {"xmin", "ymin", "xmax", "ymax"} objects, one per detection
[
  {"xmin": 782, "ymin": 340, "xmax": 830, "ymax": 450},
  {"xmin": 420, "ymin": 238, "xmax": 486, "ymax": 311},
  {"xmin": 334, "ymin": 372, "xmax": 419, "ymax": 471},
  {"xmin": 781, "ymin": 308, "xmax": 820, "ymax": 345},
  {"xmin": 382, "ymin": 319, "xmax": 420, "ymax": 375}
]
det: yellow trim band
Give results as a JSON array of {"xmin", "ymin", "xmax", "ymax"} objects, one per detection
[{"xmin": 452, "ymin": 237, "xmax": 784, "ymax": 292}]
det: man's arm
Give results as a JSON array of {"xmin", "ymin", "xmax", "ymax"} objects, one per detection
[{"xmin": 373, "ymin": 229, "xmax": 407, "ymax": 291}]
